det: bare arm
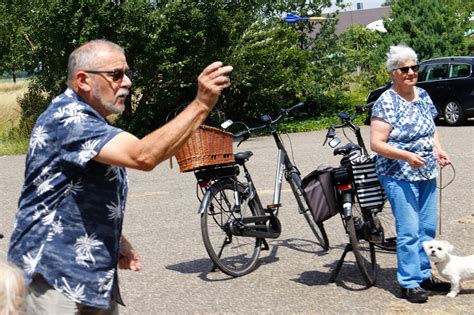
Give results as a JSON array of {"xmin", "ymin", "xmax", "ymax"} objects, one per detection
[
  {"xmin": 370, "ymin": 117, "xmax": 426, "ymax": 169},
  {"xmin": 94, "ymin": 62, "xmax": 233, "ymax": 171}
]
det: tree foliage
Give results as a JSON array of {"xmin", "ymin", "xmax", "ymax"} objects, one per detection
[
  {"xmin": 382, "ymin": 0, "xmax": 471, "ymax": 60},
  {"xmin": 338, "ymin": 24, "xmax": 387, "ymax": 89},
  {"xmin": 336, "ymin": 0, "xmax": 472, "ymax": 89},
  {"xmin": 0, "ymin": 0, "xmax": 471, "ymax": 138},
  {"xmin": 1, "ymin": 0, "xmax": 348, "ymax": 136}
]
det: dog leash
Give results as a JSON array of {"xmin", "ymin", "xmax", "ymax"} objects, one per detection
[
  {"xmin": 439, "ymin": 167, "xmax": 443, "ymax": 235},
  {"xmin": 438, "ymin": 163, "xmax": 456, "ymax": 235},
  {"xmin": 418, "ymin": 163, "xmax": 455, "ymax": 235}
]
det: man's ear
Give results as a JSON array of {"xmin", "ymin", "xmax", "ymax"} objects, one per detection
[{"xmin": 76, "ymin": 71, "xmax": 92, "ymax": 92}]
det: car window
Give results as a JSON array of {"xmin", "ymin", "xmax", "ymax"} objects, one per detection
[
  {"xmin": 418, "ymin": 64, "xmax": 428, "ymax": 81},
  {"xmin": 424, "ymin": 63, "xmax": 449, "ymax": 81},
  {"xmin": 449, "ymin": 63, "xmax": 471, "ymax": 78}
]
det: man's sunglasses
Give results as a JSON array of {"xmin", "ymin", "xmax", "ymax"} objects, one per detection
[
  {"xmin": 394, "ymin": 65, "xmax": 419, "ymax": 74},
  {"xmin": 84, "ymin": 69, "xmax": 133, "ymax": 81}
]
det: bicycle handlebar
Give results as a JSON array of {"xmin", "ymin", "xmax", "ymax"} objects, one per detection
[
  {"xmin": 323, "ymin": 102, "xmax": 373, "ymax": 154},
  {"xmin": 354, "ymin": 101, "xmax": 375, "ymax": 114},
  {"xmin": 231, "ymin": 102, "xmax": 305, "ymax": 145},
  {"xmin": 327, "ymin": 101, "xmax": 374, "ymax": 131}
]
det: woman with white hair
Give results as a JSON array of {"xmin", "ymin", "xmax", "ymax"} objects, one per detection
[
  {"xmin": 0, "ymin": 255, "xmax": 26, "ymax": 314},
  {"xmin": 370, "ymin": 45, "xmax": 451, "ymax": 303}
]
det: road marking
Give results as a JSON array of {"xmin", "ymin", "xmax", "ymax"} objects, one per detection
[{"xmin": 457, "ymin": 215, "xmax": 474, "ymax": 224}]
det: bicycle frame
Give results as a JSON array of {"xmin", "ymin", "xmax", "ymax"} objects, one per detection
[{"xmin": 266, "ymin": 123, "xmax": 308, "ymax": 216}]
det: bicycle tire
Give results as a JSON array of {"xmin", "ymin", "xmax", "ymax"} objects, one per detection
[
  {"xmin": 373, "ymin": 205, "xmax": 397, "ymax": 252},
  {"xmin": 346, "ymin": 202, "xmax": 377, "ymax": 286},
  {"xmin": 302, "ymin": 211, "xmax": 330, "ymax": 250},
  {"xmin": 200, "ymin": 179, "xmax": 264, "ymax": 277}
]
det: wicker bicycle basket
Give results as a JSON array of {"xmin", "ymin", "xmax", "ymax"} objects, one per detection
[{"xmin": 175, "ymin": 125, "xmax": 235, "ymax": 172}]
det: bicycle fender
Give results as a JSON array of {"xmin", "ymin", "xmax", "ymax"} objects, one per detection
[{"xmin": 197, "ymin": 189, "xmax": 213, "ymax": 214}]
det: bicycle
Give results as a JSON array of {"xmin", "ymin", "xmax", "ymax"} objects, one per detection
[
  {"xmin": 193, "ymin": 102, "xmax": 329, "ymax": 277},
  {"xmin": 323, "ymin": 102, "xmax": 396, "ymax": 286}
]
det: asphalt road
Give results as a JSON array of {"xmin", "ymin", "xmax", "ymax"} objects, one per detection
[{"xmin": 1, "ymin": 125, "xmax": 473, "ymax": 314}]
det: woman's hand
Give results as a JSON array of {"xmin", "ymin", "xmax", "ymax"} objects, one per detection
[
  {"xmin": 405, "ymin": 152, "xmax": 425, "ymax": 169},
  {"xmin": 436, "ymin": 148, "xmax": 451, "ymax": 168},
  {"xmin": 118, "ymin": 236, "xmax": 142, "ymax": 271}
]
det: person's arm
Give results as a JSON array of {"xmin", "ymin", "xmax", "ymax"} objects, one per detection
[
  {"xmin": 370, "ymin": 117, "xmax": 426, "ymax": 169},
  {"xmin": 434, "ymin": 129, "xmax": 451, "ymax": 167},
  {"xmin": 94, "ymin": 61, "xmax": 233, "ymax": 171},
  {"xmin": 118, "ymin": 235, "xmax": 141, "ymax": 271}
]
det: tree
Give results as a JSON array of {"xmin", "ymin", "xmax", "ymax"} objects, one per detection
[
  {"xmin": 338, "ymin": 24, "xmax": 387, "ymax": 88},
  {"xmin": 4, "ymin": 0, "xmax": 348, "ymax": 137},
  {"xmin": 382, "ymin": 0, "xmax": 471, "ymax": 60},
  {"xmin": 0, "ymin": 0, "xmax": 33, "ymax": 82}
]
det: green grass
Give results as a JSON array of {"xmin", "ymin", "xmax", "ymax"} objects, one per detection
[
  {"xmin": 0, "ymin": 79, "xmax": 29, "ymax": 155},
  {"xmin": 0, "ymin": 136, "xmax": 29, "ymax": 155}
]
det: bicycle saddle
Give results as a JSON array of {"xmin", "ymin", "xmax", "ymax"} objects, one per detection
[
  {"xmin": 333, "ymin": 143, "xmax": 361, "ymax": 156},
  {"xmin": 234, "ymin": 151, "xmax": 253, "ymax": 165}
]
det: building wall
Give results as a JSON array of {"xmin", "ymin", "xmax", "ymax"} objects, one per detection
[
  {"xmin": 322, "ymin": 0, "xmax": 387, "ymax": 13},
  {"xmin": 334, "ymin": 6, "xmax": 391, "ymax": 34}
]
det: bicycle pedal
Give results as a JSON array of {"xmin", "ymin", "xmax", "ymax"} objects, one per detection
[{"xmin": 265, "ymin": 204, "xmax": 281, "ymax": 213}]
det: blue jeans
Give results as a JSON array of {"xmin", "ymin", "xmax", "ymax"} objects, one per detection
[{"xmin": 378, "ymin": 175, "xmax": 437, "ymax": 288}]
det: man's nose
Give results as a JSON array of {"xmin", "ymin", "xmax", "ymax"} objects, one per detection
[{"xmin": 122, "ymin": 73, "xmax": 132, "ymax": 88}]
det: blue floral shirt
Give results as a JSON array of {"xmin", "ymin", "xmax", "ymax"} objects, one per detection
[
  {"xmin": 371, "ymin": 87, "xmax": 438, "ymax": 182},
  {"xmin": 8, "ymin": 88, "xmax": 127, "ymax": 309}
]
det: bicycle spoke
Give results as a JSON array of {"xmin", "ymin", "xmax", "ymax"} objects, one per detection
[
  {"xmin": 347, "ymin": 203, "xmax": 377, "ymax": 286},
  {"xmin": 201, "ymin": 180, "xmax": 263, "ymax": 277}
]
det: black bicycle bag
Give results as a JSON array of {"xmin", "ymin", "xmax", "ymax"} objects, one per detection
[
  {"xmin": 302, "ymin": 165, "xmax": 338, "ymax": 224},
  {"xmin": 350, "ymin": 154, "xmax": 386, "ymax": 210}
]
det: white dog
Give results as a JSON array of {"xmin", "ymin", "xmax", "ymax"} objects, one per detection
[{"xmin": 423, "ymin": 240, "xmax": 474, "ymax": 298}]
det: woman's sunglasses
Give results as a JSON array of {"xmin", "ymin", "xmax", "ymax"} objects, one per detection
[{"xmin": 394, "ymin": 65, "xmax": 419, "ymax": 74}]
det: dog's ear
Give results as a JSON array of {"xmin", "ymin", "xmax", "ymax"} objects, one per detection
[
  {"xmin": 442, "ymin": 240, "xmax": 454, "ymax": 253},
  {"xmin": 422, "ymin": 240, "xmax": 430, "ymax": 250}
]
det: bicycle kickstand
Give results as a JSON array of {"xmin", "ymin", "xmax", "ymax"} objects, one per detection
[{"xmin": 328, "ymin": 243, "xmax": 352, "ymax": 283}]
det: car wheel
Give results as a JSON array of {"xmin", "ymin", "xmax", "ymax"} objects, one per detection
[{"xmin": 443, "ymin": 100, "xmax": 466, "ymax": 126}]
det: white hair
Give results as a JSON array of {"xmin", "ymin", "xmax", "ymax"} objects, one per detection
[
  {"xmin": 386, "ymin": 45, "xmax": 418, "ymax": 71},
  {"xmin": 67, "ymin": 39, "xmax": 125, "ymax": 83},
  {"xmin": 0, "ymin": 256, "xmax": 26, "ymax": 315}
]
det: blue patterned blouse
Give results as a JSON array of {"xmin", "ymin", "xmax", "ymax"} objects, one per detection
[
  {"xmin": 8, "ymin": 88, "xmax": 127, "ymax": 309},
  {"xmin": 371, "ymin": 86, "xmax": 438, "ymax": 182}
]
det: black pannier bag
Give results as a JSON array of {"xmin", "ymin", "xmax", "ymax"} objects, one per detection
[
  {"xmin": 302, "ymin": 165, "xmax": 338, "ymax": 224},
  {"xmin": 350, "ymin": 154, "xmax": 386, "ymax": 210}
]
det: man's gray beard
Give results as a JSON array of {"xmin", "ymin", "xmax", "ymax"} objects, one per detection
[
  {"xmin": 92, "ymin": 88, "xmax": 127, "ymax": 115},
  {"xmin": 103, "ymin": 100, "xmax": 125, "ymax": 115}
]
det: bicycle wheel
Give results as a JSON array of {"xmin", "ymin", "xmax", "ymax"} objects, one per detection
[
  {"xmin": 373, "ymin": 205, "xmax": 397, "ymax": 252},
  {"xmin": 302, "ymin": 211, "xmax": 330, "ymax": 250},
  {"xmin": 346, "ymin": 202, "xmax": 377, "ymax": 286},
  {"xmin": 201, "ymin": 179, "xmax": 264, "ymax": 277}
]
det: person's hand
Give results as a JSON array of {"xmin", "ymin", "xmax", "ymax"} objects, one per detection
[
  {"xmin": 195, "ymin": 61, "xmax": 233, "ymax": 110},
  {"xmin": 118, "ymin": 236, "xmax": 142, "ymax": 271},
  {"xmin": 405, "ymin": 152, "xmax": 425, "ymax": 169},
  {"xmin": 436, "ymin": 148, "xmax": 451, "ymax": 168}
]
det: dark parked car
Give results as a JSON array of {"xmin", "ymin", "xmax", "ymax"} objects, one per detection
[{"xmin": 367, "ymin": 56, "xmax": 474, "ymax": 126}]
